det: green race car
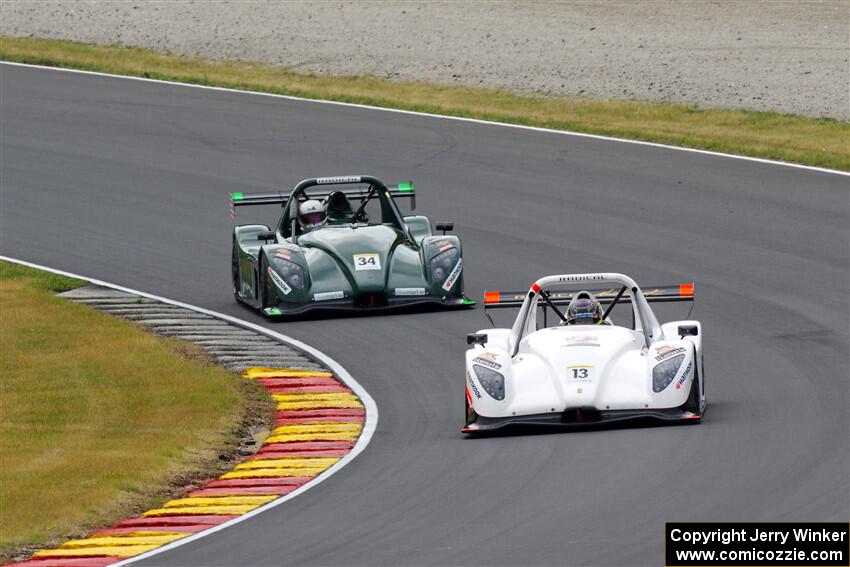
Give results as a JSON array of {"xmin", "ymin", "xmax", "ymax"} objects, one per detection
[{"xmin": 231, "ymin": 175, "xmax": 474, "ymax": 318}]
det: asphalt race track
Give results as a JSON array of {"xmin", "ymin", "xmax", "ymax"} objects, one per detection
[{"xmin": 2, "ymin": 64, "xmax": 848, "ymax": 566}]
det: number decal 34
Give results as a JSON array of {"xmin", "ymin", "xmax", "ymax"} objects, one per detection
[{"xmin": 353, "ymin": 253, "xmax": 381, "ymax": 271}]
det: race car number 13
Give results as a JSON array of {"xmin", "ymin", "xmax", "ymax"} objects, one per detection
[
  {"xmin": 568, "ymin": 365, "xmax": 594, "ymax": 381},
  {"xmin": 353, "ymin": 253, "xmax": 381, "ymax": 271}
]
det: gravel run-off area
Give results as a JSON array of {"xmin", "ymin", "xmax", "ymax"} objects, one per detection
[{"xmin": 1, "ymin": 0, "xmax": 848, "ymax": 120}]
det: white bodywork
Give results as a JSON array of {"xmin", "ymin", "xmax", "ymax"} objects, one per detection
[{"xmin": 464, "ymin": 273, "xmax": 705, "ymax": 429}]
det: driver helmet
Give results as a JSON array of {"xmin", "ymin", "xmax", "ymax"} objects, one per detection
[
  {"xmin": 298, "ymin": 199, "xmax": 326, "ymax": 231},
  {"xmin": 565, "ymin": 294, "xmax": 604, "ymax": 325}
]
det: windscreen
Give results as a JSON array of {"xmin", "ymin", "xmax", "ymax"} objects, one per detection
[
  {"xmin": 302, "ymin": 183, "xmax": 406, "ymax": 226},
  {"xmin": 531, "ymin": 285, "xmax": 637, "ymax": 330}
]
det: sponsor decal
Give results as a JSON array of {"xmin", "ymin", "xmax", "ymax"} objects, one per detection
[
  {"xmin": 395, "ymin": 287, "xmax": 426, "ymax": 296},
  {"xmin": 438, "ymin": 243, "xmax": 455, "ymax": 253},
  {"xmin": 473, "ymin": 352, "xmax": 501, "ymax": 370},
  {"xmin": 655, "ymin": 344, "xmax": 687, "ymax": 362},
  {"xmin": 353, "ymin": 253, "xmax": 381, "ymax": 271},
  {"xmin": 442, "ymin": 258, "xmax": 463, "ymax": 291},
  {"xmin": 268, "ymin": 267, "xmax": 292, "ymax": 295},
  {"xmin": 564, "ymin": 335, "xmax": 600, "ymax": 347},
  {"xmin": 558, "ymin": 274, "xmax": 605, "ymax": 282},
  {"xmin": 675, "ymin": 362, "xmax": 693, "ymax": 389},
  {"xmin": 275, "ymin": 252, "xmax": 293, "ymax": 261},
  {"xmin": 313, "ymin": 290, "xmax": 345, "ymax": 301},
  {"xmin": 316, "ymin": 176, "xmax": 360, "ymax": 184},
  {"xmin": 567, "ymin": 364, "xmax": 594, "ymax": 381},
  {"xmin": 467, "ymin": 375, "xmax": 483, "ymax": 399}
]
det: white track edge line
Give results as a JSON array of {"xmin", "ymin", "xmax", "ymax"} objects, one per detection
[
  {"xmin": 0, "ymin": 255, "xmax": 378, "ymax": 565},
  {"xmin": 2, "ymin": 61, "xmax": 847, "ymax": 178}
]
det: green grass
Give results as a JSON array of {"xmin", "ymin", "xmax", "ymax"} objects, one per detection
[
  {"xmin": 0, "ymin": 261, "xmax": 85, "ymax": 293},
  {"xmin": 0, "ymin": 260, "xmax": 267, "ymax": 561},
  {"xmin": 1, "ymin": 36, "xmax": 848, "ymax": 171}
]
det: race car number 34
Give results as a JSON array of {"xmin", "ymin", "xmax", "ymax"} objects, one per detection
[{"xmin": 353, "ymin": 253, "xmax": 381, "ymax": 271}]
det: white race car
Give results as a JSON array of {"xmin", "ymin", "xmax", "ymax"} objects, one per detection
[{"xmin": 463, "ymin": 273, "xmax": 705, "ymax": 433}]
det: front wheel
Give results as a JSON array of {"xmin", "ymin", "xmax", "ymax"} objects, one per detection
[
  {"xmin": 258, "ymin": 255, "xmax": 276, "ymax": 311},
  {"xmin": 465, "ymin": 392, "xmax": 477, "ymax": 426},
  {"xmin": 232, "ymin": 242, "xmax": 241, "ymax": 301},
  {"xmin": 682, "ymin": 351, "xmax": 703, "ymax": 418}
]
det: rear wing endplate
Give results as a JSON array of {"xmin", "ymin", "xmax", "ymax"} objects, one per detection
[{"xmin": 483, "ymin": 283, "xmax": 695, "ymax": 309}]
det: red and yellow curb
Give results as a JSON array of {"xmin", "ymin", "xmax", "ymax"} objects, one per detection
[{"xmin": 9, "ymin": 369, "xmax": 364, "ymax": 567}]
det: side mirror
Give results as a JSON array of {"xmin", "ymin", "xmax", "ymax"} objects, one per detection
[
  {"xmin": 257, "ymin": 231, "xmax": 276, "ymax": 242},
  {"xmin": 467, "ymin": 333, "xmax": 487, "ymax": 346},
  {"xmin": 435, "ymin": 222, "xmax": 454, "ymax": 235},
  {"xmin": 678, "ymin": 324, "xmax": 698, "ymax": 337}
]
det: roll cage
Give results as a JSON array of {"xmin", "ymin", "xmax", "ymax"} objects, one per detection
[
  {"xmin": 491, "ymin": 273, "xmax": 695, "ymax": 356},
  {"xmin": 229, "ymin": 175, "xmax": 416, "ymax": 241}
]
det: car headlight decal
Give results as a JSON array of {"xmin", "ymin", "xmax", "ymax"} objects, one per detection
[
  {"xmin": 473, "ymin": 364, "xmax": 505, "ymax": 400},
  {"xmin": 270, "ymin": 257, "xmax": 306, "ymax": 290},
  {"xmin": 652, "ymin": 354, "xmax": 686, "ymax": 393},
  {"xmin": 430, "ymin": 247, "xmax": 459, "ymax": 285}
]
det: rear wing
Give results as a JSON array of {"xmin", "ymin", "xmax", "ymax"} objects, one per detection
[
  {"xmin": 230, "ymin": 176, "xmax": 416, "ymax": 210},
  {"xmin": 483, "ymin": 283, "xmax": 695, "ymax": 309}
]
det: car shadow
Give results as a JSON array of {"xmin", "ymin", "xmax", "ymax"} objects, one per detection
[
  {"xmin": 463, "ymin": 415, "xmax": 707, "ymax": 439},
  {"xmin": 244, "ymin": 301, "xmax": 475, "ymax": 323}
]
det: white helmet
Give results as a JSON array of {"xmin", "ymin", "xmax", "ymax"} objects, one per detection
[{"xmin": 298, "ymin": 199, "xmax": 326, "ymax": 230}]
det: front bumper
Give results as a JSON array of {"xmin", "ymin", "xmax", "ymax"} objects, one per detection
[{"xmin": 462, "ymin": 407, "xmax": 701, "ymax": 433}]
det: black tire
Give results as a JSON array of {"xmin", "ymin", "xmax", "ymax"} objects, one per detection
[
  {"xmin": 231, "ymin": 241, "xmax": 241, "ymax": 301},
  {"xmin": 682, "ymin": 351, "xmax": 702, "ymax": 417},
  {"xmin": 258, "ymin": 254, "xmax": 275, "ymax": 310},
  {"xmin": 465, "ymin": 392, "xmax": 478, "ymax": 426}
]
